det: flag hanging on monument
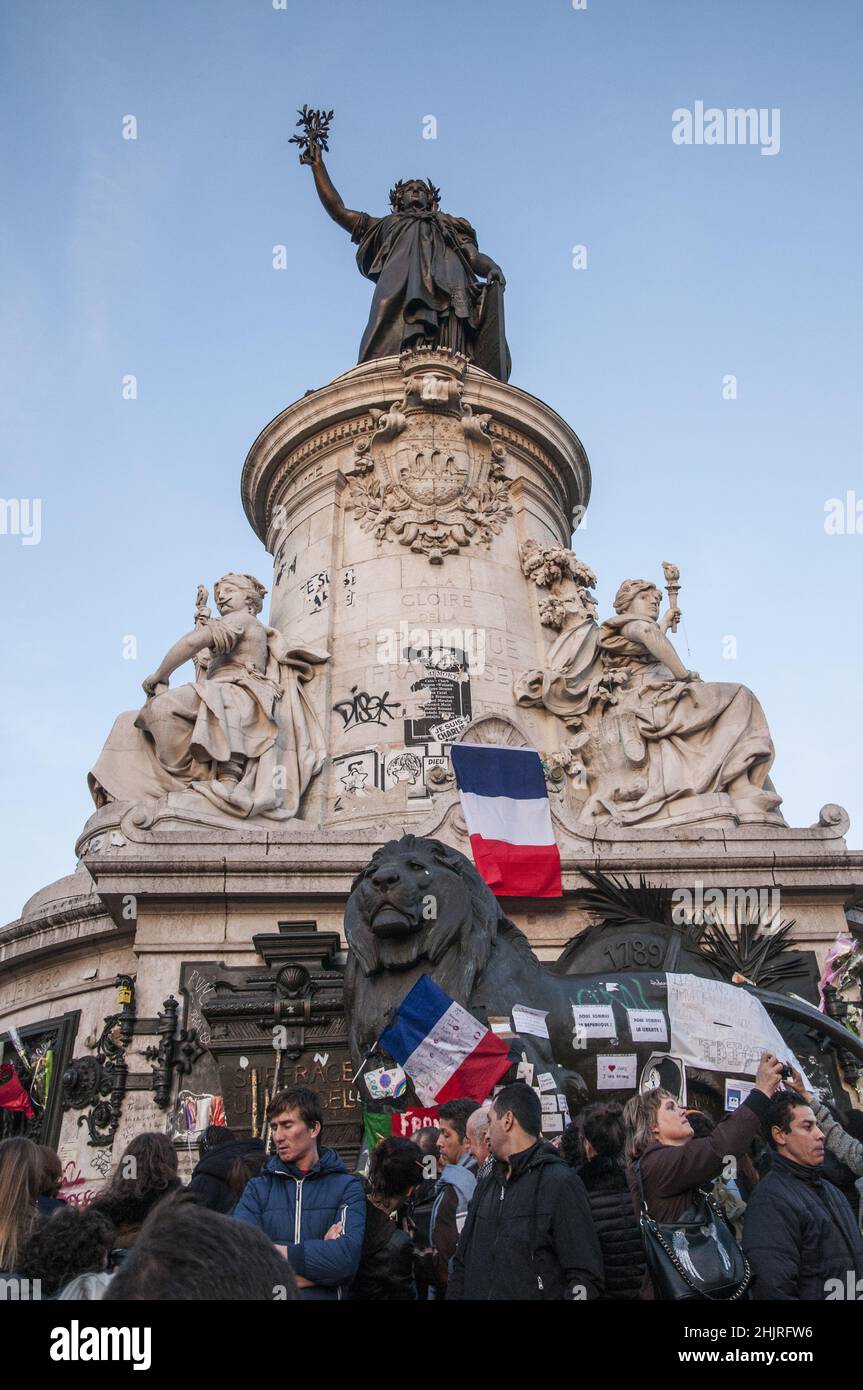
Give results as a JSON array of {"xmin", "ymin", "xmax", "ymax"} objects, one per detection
[
  {"xmin": 380, "ymin": 976, "xmax": 511, "ymax": 1106},
  {"xmin": 0, "ymin": 1063, "xmax": 35, "ymax": 1119},
  {"xmin": 450, "ymin": 744, "xmax": 562, "ymax": 897}
]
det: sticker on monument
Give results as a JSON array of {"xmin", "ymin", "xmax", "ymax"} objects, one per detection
[
  {"xmin": 512, "ymin": 1005, "xmax": 550, "ymax": 1039},
  {"xmin": 383, "ymin": 749, "xmax": 425, "ymax": 796},
  {"xmin": 332, "ymin": 750, "xmax": 380, "ymax": 802},
  {"xmin": 572, "ymin": 1004, "xmax": 617, "ymax": 1039},
  {"xmin": 515, "ymin": 1059, "xmax": 535, "ymax": 1085},
  {"xmin": 639, "ymin": 1053, "xmax": 687, "ymax": 1106},
  {"xmin": 301, "ymin": 570, "xmax": 330, "ymax": 614},
  {"xmin": 626, "ymin": 1008, "xmax": 668, "ymax": 1044},
  {"xmin": 557, "ymin": 1094, "xmax": 568, "ymax": 1112},
  {"xmin": 542, "ymin": 1113, "xmax": 564, "ymax": 1132},
  {"xmin": 725, "ymin": 1078, "xmax": 756, "ymax": 1112},
  {"xmin": 537, "ymin": 1072, "xmax": 556, "ymax": 1092},
  {"xmin": 540, "ymin": 1094, "xmax": 559, "ymax": 1114},
  {"xmin": 403, "ymin": 644, "xmax": 472, "ymax": 746},
  {"xmin": 429, "ymin": 717, "xmax": 471, "ymax": 742},
  {"xmin": 365, "ymin": 1065, "xmax": 408, "ymax": 1100},
  {"xmin": 597, "ymin": 1055, "xmax": 637, "ymax": 1090}
]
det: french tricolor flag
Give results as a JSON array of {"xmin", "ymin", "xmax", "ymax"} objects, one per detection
[
  {"xmin": 380, "ymin": 976, "xmax": 511, "ymax": 1106},
  {"xmin": 450, "ymin": 744, "xmax": 562, "ymax": 898}
]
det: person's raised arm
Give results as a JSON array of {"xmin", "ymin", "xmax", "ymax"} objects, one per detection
[
  {"xmin": 646, "ymin": 1053, "xmax": 783, "ymax": 1199},
  {"xmin": 789, "ymin": 1067, "xmax": 863, "ymax": 1177},
  {"xmin": 300, "ymin": 142, "xmax": 363, "ymax": 236}
]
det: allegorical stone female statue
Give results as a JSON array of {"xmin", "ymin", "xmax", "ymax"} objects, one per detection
[
  {"xmin": 294, "ymin": 109, "xmax": 510, "ymax": 379},
  {"xmin": 516, "ymin": 569, "xmax": 784, "ymax": 829},
  {"xmin": 88, "ymin": 574, "xmax": 328, "ymax": 821}
]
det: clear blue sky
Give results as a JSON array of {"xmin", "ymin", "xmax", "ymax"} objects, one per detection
[{"xmin": 2, "ymin": 0, "xmax": 861, "ymax": 925}]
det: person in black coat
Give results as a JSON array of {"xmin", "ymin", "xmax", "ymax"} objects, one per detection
[
  {"xmin": 573, "ymin": 1102, "xmax": 645, "ymax": 1300},
  {"xmin": 448, "ymin": 1083, "xmax": 604, "ymax": 1302},
  {"xmin": 743, "ymin": 1089, "xmax": 863, "ymax": 1299},
  {"xmin": 188, "ymin": 1126, "xmax": 266, "ymax": 1214},
  {"xmin": 350, "ymin": 1137, "xmax": 423, "ymax": 1300}
]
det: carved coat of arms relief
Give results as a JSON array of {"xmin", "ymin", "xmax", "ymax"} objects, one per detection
[{"xmin": 344, "ymin": 349, "xmax": 514, "ymax": 564}]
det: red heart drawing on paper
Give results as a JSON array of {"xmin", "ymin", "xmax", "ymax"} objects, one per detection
[{"xmin": 607, "ymin": 1064, "xmax": 616, "ymax": 1073}]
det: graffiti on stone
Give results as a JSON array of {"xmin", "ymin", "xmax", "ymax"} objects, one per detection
[
  {"xmin": 301, "ymin": 570, "xmax": 330, "ymax": 613},
  {"xmin": 333, "ymin": 686, "xmax": 401, "ymax": 729}
]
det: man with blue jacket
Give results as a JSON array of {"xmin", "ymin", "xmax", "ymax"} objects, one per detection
[{"xmin": 233, "ymin": 1085, "xmax": 365, "ymax": 1300}]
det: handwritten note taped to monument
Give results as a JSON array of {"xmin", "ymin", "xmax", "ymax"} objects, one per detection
[
  {"xmin": 572, "ymin": 1005, "xmax": 617, "ymax": 1039},
  {"xmin": 666, "ymin": 973, "xmax": 811, "ymax": 1088},
  {"xmin": 626, "ymin": 1008, "xmax": 668, "ymax": 1044},
  {"xmin": 597, "ymin": 1055, "xmax": 637, "ymax": 1090},
  {"xmin": 512, "ymin": 1005, "xmax": 550, "ymax": 1039}
]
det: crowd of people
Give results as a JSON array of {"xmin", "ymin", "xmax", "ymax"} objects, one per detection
[{"xmin": 2, "ymin": 1050, "xmax": 863, "ymax": 1302}]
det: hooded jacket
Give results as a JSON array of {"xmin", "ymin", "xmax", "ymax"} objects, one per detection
[
  {"xmin": 232, "ymin": 1147, "xmax": 366, "ymax": 1301},
  {"xmin": 742, "ymin": 1152, "xmax": 863, "ymax": 1300},
  {"xmin": 418, "ymin": 1153, "xmax": 477, "ymax": 1297},
  {"xmin": 447, "ymin": 1140, "xmax": 604, "ymax": 1301},
  {"xmin": 188, "ymin": 1138, "xmax": 265, "ymax": 1214}
]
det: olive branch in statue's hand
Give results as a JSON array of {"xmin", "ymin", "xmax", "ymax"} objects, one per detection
[{"xmin": 289, "ymin": 105, "xmax": 334, "ymax": 165}]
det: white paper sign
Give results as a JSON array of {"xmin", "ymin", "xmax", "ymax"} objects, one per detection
[
  {"xmin": 597, "ymin": 1054, "xmax": 637, "ymax": 1090},
  {"xmin": 572, "ymin": 1005, "xmax": 617, "ymax": 1039},
  {"xmin": 512, "ymin": 1005, "xmax": 550, "ymax": 1039},
  {"xmin": 542, "ymin": 1113, "xmax": 564, "ymax": 1132},
  {"xmin": 540, "ymin": 1095, "xmax": 559, "ymax": 1114},
  {"xmin": 365, "ymin": 1065, "xmax": 407, "ymax": 1099},
  {"xmin": 557, "ymin": 1095, "xmax": 568, "ymax": 1112},
  {"xmin": 537, "ymin": 1072, "xmax": 556, "ymax": 1092},
  {"xmin": 725, "ymin": 1078, "xmax": 756, "ymax": 1111},
  {"xmin": 516, "ymin": 1060, "xmax": 535, "ymax": 1086},
  {"xmin": 667, "ymin": 973, "xmax": 811, "ymax": 1088},
  {"xmin": 626, "ymin": 1008, "xmax": 668, "ymax": 1044}
]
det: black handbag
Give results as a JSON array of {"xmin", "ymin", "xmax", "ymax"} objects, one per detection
[{"xmin": 633, "ymin": 1159, "xmax": 751, "ymax": 1301}]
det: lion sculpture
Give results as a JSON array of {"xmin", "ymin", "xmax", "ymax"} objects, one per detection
[{"xmin": 344, "ymin": 836, "xmax": 863, "ymax": 1118}]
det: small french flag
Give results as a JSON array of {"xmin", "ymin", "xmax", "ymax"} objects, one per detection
[
  {"xmin": 450, "ymin": 744, "xmax": 562, "ymax": 898},
  {"xmin": 380, "ymin": 976, "xmax": 511, "ymax": 1106}
]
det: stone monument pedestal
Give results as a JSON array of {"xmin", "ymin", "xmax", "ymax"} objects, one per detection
[{"xmin": 2, "ymin": 348, "xmax": 862, "ymax": 1186}]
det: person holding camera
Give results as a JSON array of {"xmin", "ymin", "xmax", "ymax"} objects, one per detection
[{"xmin": 623, "ymin": 1051, "xmax": 784, "ymax": 1298}]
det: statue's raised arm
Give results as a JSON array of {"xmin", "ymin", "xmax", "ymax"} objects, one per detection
[
  {"xmin": 291, "ymin": 105, "xmax": 511, "ymax": 380},
  {"xmin": 300, "ymin": 137, "xmax": 365, "ymax": 236}
]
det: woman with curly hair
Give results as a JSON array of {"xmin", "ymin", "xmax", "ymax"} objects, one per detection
[
  {"xmin": 0, "ymin": 1137, "xmax": 40, "ymax": 1277},
  {"xmin": 17, "ymin": 1204, "xmax": 115, "ymax": 1298},
  {"xmin": 92, "ymin": 1131, "xmax": 181, "ymax": 1262}
]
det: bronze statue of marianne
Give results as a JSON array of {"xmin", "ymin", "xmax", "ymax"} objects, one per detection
[{"xmin": 292, "ymin": 107, "xmax": 511, "ymax": 381}]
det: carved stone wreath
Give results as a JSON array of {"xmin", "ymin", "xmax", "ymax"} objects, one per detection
[{"xmin": 344, "ymin": 348, "xmax": 514, "ymax": 565}]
